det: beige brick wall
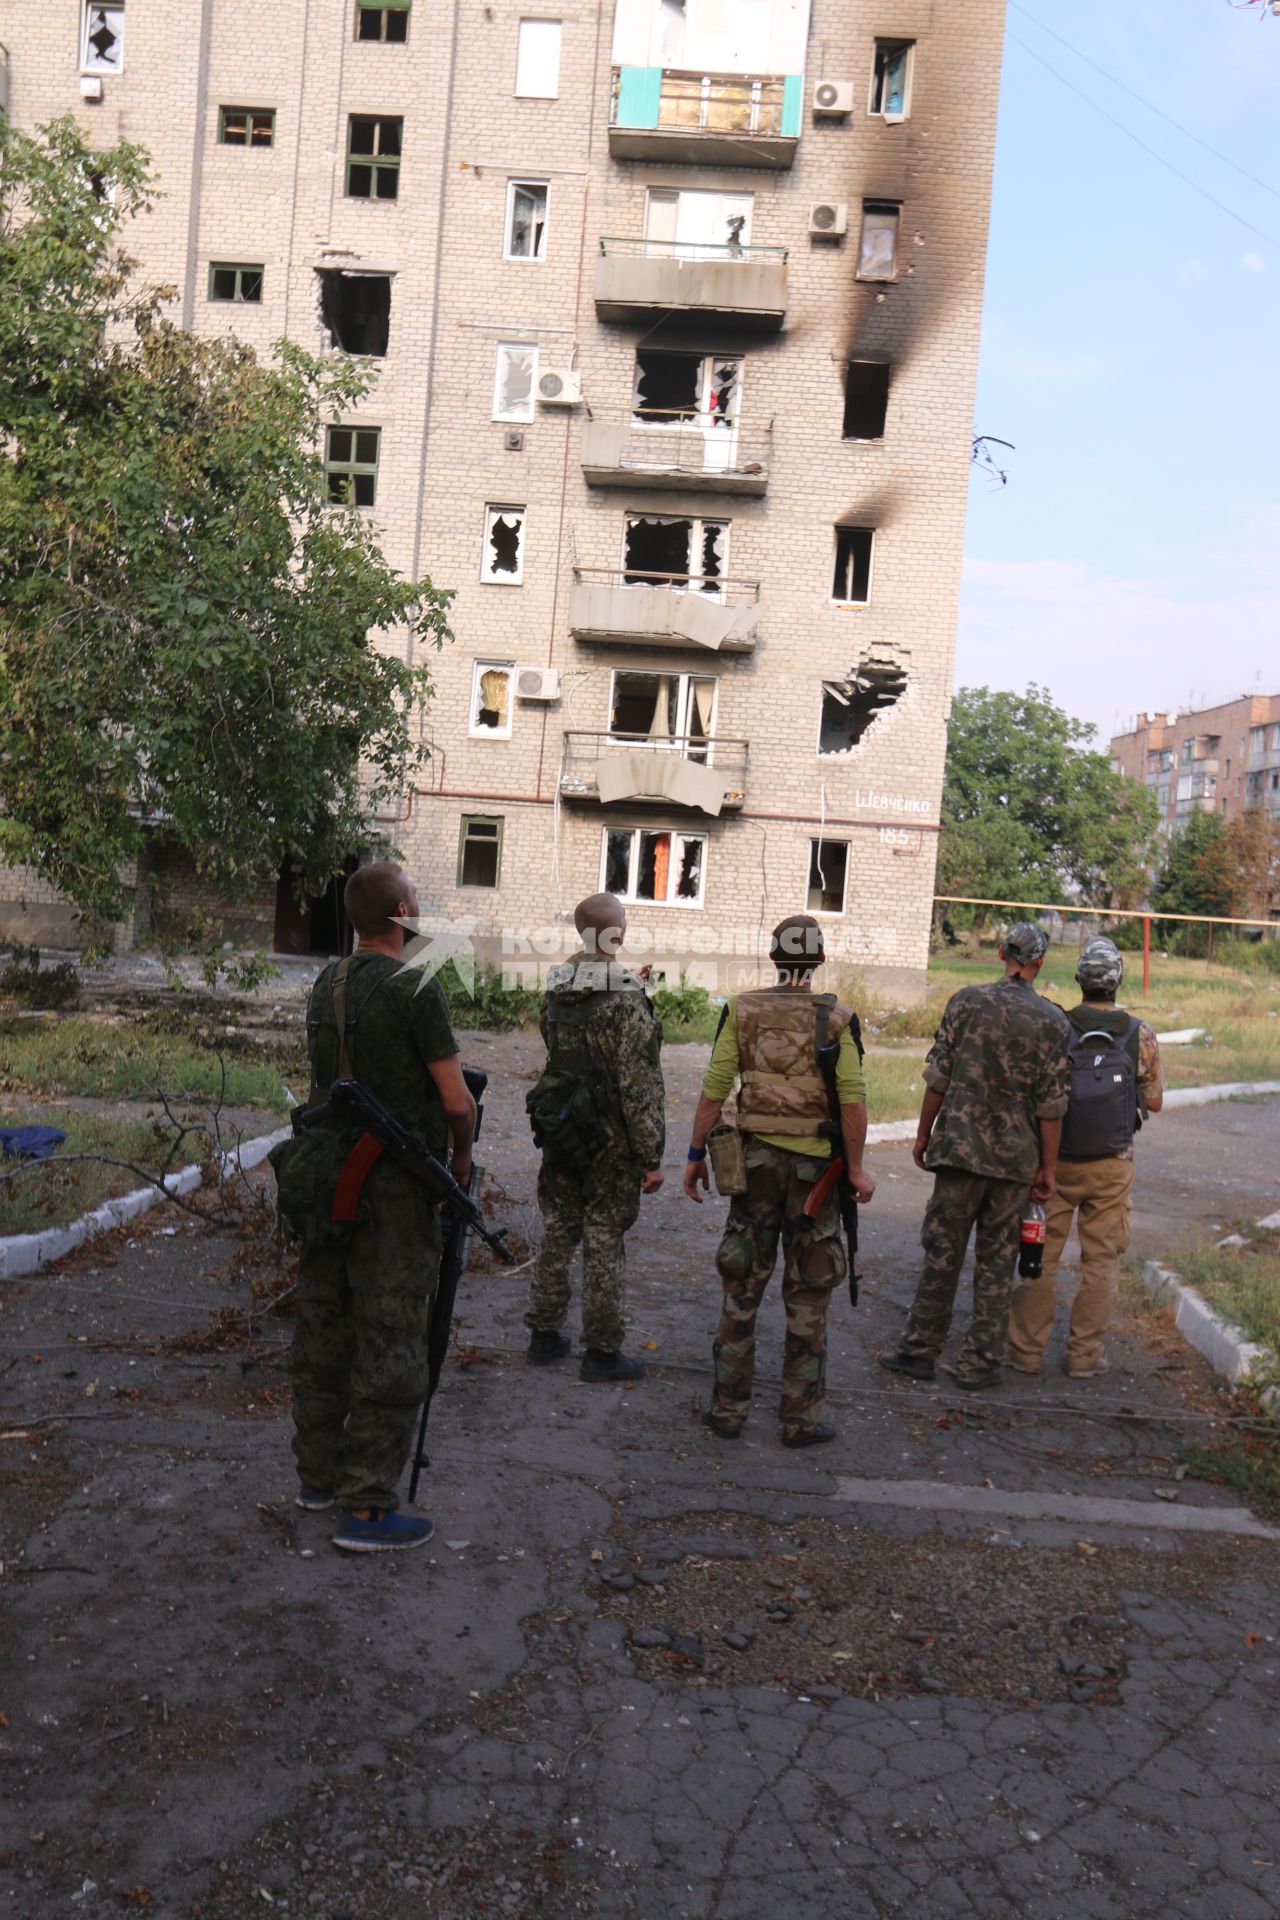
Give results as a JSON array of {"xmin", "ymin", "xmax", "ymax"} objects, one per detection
[{"xmin": 0, "ymin": 0, "xmax": 1007, "ymax": 992}]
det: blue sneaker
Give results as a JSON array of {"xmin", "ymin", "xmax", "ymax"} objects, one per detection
[
  {"xmin": 331, "ymin": 1510, "xmax": 436, "ymax": 1554},
  {"xmin": 295, "ymin": 1486, "xmax": 335, "ymax": 1512}
]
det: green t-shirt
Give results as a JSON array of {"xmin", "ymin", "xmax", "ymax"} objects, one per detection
[
  {"xmin": 701, "ymin": 997, "xmax": 867, "ymax": 1157},
  {"xmin": 306, "ymin": 952, "xmax": 458, "ymax": 1155}
]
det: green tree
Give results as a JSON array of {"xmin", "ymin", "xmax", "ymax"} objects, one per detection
[
  {"xmin": 0, "ymin": 120, "xmax": 453, "ymax": 927},
  {"xmin": 1151, "ymin": 809, "xmax": 1240, "ymax": 952},
  {"xmin": 938, "ymin": 686, "xmax": 1161, "ymax": 940}
]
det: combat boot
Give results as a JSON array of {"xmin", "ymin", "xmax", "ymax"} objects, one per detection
[
  {"xmin": 528, "ymin": 1329, "xmax": 572, "ymax": 1365},
  {"xmin": 878, "ymin": 1351, "xmax": 936, "ymax": 1382},
  {"xmin": 580, "ymin": 1348, "xmax": 646, "ymax": 1383},
  {"xmin": 781, "ymin": 1421, "xmax": 837, "ymax": 1449}
]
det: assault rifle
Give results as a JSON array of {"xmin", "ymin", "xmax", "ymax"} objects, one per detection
[
  {"xmin": 293, "ymin": 1069, "xmax": 514, "ymax": 1501},
  {"xmin": 810, "ymin": 1022, "xmax": 863, "ymax": 1306}
]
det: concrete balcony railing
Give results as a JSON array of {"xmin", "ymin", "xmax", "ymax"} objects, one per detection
[
  {"xmin": 581, "ymin": 410, "xmax": 772, "ymax": 496},
  {"xmin": 609, "ymin": 68, "xmax": 801, "ymax": 168},
  {"xmin": 559, "ymin": 731, "xmax": 748, "ymax": 817},
  {"xmin": 568, "ymin": 567, "xmax": 760, "ymax": 653},
  {"xmin": 594, "ymin": 236, "xmax": 788, "ymax": 330}
]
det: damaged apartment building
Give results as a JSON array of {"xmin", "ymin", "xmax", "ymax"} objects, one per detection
[{"xmin": 0, "ymin": 0, "xmax": 1006, "ymax": 992}]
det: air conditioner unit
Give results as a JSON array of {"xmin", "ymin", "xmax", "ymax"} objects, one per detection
[
  {"xmin": 80, "ymin": 74, "xmax": 104, "ymax": 101},
  {"xmin": 812, "ymin": 78, "xmax": 854, "ymax": 116},
  {"xmin": 516, "ymin": 666, "xmax": 561, "ymax": 702},
  {"xmin": 537, "ymin": 368, "xmax": 582, "ymax": 406},
  {"xmin": 808, "ymin": 201, "xmax": 848, "ymax": 237}
]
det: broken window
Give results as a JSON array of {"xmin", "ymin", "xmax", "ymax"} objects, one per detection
[
  {"xmin": 458, "ymin": 816, "xmax": 503, "ymax": 888},
  {"xmin": 807, "ymin": 840, "xmax": 849, "ymax": 914},
  {"xmin": 819, "ymin": 658, "xmax": 907, "ymax": 754},
  {"xmin": 602, "ymin": 827, "xmax": 707, "ymax": 906},
  {"xmin": 325, "ymin": 426, "xmax": 381, "ymax": 506},
  {"xmin": 470, "ymin": 661, "xmax": 514, "ymax": 737},
  {"xmin": 858, "ymin": 201, "xmax": 899, "ymax": 281},
  {"xmin": 623, "ymin": 515, "xmax": 727, "ymax": 593},
  {"xmin": 346, "ymin": 116, "xmax": 403, "ymax": 199},
  {"xmin": 831, "ymin": 526, "xmax": 874, "ymax": 604},
  {"xmin": 218, "ymin": 107, "xmax": 276, "ymax": 148},
  {"xmin": 493, "ymin": 342, "xmax": 538, "ymax": 422},
  {"xmin": 481, "ymin": 505, "xmax": 526, "ymax": 584},
  {"xmin": 82, "ymin": 2, "xmax": 124, "ymax": 73},
  {"xmin": 871, "ymin": 40, "xmax": 913, "ymax": 119},
  {"xmin": 515, "ymin": 19, "xmax": 561, "ymax": 97},
  {"xmin": 209, "ymin": 262, "xmax": 264, "ymax": 303},
  {"xmin": 632, "ymin": 350, "xmax": 739, "ymax": 424},
  {"xmin": 609, "ymin": 671, "xmax": 716, "ymax": 758},
  {"xmin": 357, "ymin": 0, "xmax": 410, "ymax": 41},
  {"xmin": 644, "ymin": 187, "xmax": 753, "ymax": 257},
  {"xmin": 505, "ymin": 180, "xmax": 549, "ymax": 260},
  {"xmin": 317, "ymin": 271, "xmax": 391, "ymax": 356},
  {"xmin": 842, "ymin": 360, "xmax": 890, "ymax": 439}
]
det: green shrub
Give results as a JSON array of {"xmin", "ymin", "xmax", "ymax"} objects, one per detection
[
  {"xmin": 438, "ymin": 964, "xmax": 542, "ymax": 1032},
  {"xmin": 0, "ymin": 942, "xmax": 80, "ymax": 1010}
]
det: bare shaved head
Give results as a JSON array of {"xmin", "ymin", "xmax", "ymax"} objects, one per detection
[
  {"xmin": 344, "ymin": 861, "xmax": 415, "ymax": 939},
  {"xmin": 575, "ymin": 891, "xmax": 627, "ymax": 959}
]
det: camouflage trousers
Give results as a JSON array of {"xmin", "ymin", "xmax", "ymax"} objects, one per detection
[
  {"xmin": 290, "ymin": 1163, "xmax": 442, "ymax": 1512},
  {"xmin": 711, "ymin": 1138, "xmax": 846, "ymax": 1438},
  {"xmin": 526, "ymin": 1154, "xmax": 642, "ymax": 1352},
  {"xmin": 900, "ymin": 1167, "xmax": 1028, "ymax": 1378}
]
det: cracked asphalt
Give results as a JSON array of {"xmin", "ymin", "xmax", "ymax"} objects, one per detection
[{"xmin": 1, "ymin": 1042, "xmax": 1278, "ymax": 1920}]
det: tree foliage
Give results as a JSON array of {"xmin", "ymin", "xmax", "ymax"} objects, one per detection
[
  {"xmin": 0, "ymin": 120, "xmax": 453, "ymax": 924},
  {"xmin": 1152, "ymin": 808, "xmax": 1280, "ymax": 948},
  {"xmin": 938, "ymin": 686, "xmax": 1161, "ymax": 924}
]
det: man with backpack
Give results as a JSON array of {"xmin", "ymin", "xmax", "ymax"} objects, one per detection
[
  {"xmin": 1007, "ymin": 936, "xmax": 1164, "ymax": 1379},
  {"xmin": 524, "ymin": 893, "xmax": 666, "ymax": 1383}
]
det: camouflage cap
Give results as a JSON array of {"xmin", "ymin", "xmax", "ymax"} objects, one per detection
[
  {"xmin": 1076, "ymin": 935, "xmax": 1125, "ymax": 992},
  {"xmin": 1001, "ymin": 921, "xmax": 1049, "ymax": 963}
]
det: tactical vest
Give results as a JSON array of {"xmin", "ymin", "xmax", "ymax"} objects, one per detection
[
  {"xmin": 526, "ymin": 988, "xmax": 617, "ymax": 1167},
  {"xmin": 735, "ymin": 988, "xmax": 852, "ymax": 1137}
]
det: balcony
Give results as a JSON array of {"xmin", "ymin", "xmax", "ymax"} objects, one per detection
[
  {"xmin": 609, "ymin": 68, "xmax": 801, "ymax": 169},
  {"xmin": 594, "ymin": 237, "xmax": 788, "ymax": 331},
  {"xmin": 569, "ymin": 567, "xmax": 760, "ymax": 653},
  {"xmin": 560, "ymin": 731, "xmax": 748, "ymax": 816},
  {"xmin": 581, "ymin": 410, "xmax": 772, "ymax": 496}
]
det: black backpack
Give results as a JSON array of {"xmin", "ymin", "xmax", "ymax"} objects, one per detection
[{"xmin": 1059, "ymin": 1017, "xmax": 1140, "ymax": 1160}]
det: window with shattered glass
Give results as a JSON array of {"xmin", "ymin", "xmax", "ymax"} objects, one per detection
[
  {"xmin": 623, "ymin": 514, "xmax": 728, "ymax": 594},
  {"xmin": 608, "ymin": 672, "xmax": 716, "ymax": 759},
  {"xmin": 317, "ymin": 271, "xmax": 391, "ymax": 355},
  {"xmin": 493, "ymin": 342, "xmax": 538, "ymax": 422},
  {"xmin": 470, "ymin": 661, "xmax": 514, "ymax": 737},
  {"xmin": 506, "ymin": 180, "xmax": 549, "ymax": 260},
  {"xmin": 82, "ymin": 2, "xmax": 124, "ymax": 72},
  {"xmin": 601, "ymin": 827, "xmax": 707, "ymax": 906},
  {"xmin": 831, "ymin": 526, "xmax": 874, "ymax": 604},
  {"xmin": 871, "ymin": 40, "xmax": 913, "ymax": 119},
  {"xmin": 481, "ymin": 505, "xmax": 526, "ymax": 583},
  {"xmin": 807, "ymin": 840, "xmax": 849, "ymax": 914},
  {"xmin": 632, "ymin": 351, "xmax": 739, "ymax": 424},
  {"xmin": 857, "ymin": 201, "xmax": 899, "ymax": 280}
]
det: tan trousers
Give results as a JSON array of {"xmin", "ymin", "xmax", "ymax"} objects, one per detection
[{"xmin": 1007, "ymin": 1156, "xmax": 1134, "ymax": 1373}]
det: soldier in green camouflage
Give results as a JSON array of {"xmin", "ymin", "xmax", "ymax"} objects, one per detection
[
  {"xmin": 881, "ymin": 924, "xmax": 1070, "ymax": 1391},
  {"xmin": 283, "ymin": 862, "xmax": 477, "ymax": 1554},
  {"xmin": 524, "ymin": 893, "xmax": 665, "ymax": 1383}
]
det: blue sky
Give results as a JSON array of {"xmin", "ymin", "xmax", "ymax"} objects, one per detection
[{"xmin": 956, "ymin": 0, "xmax": 1280, "ymax": 744}]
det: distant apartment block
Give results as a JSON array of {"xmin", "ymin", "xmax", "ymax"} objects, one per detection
[
  {"xmin": 0, "ymin": 0, "xmax": 1007, "ymax": 992},
  {"xmin": 1110, "ymin": 696, "xmax": 1280, "ymax": 836}
]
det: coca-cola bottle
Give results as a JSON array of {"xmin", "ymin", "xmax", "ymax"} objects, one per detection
[{"xmin": 1018, "ymin": 1201, "xmax": 1047, "ymax": 1279}]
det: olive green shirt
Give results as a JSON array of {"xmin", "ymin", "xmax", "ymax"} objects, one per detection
[
  {"xmin": 306, "ymin": 952, "xmax": 458, "ymax": 1156},
  {"xmin": 702, "ymin": 997, "xmax": 867, "ymax": 1158}
]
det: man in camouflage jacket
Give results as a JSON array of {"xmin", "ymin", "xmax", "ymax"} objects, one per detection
[
  {"xmin": 525, "ymin": 893, "xmax": 665, "ymax": 1383},
  {"xmin": 881, "ymin": 924, "xmax": 1070, "ymax": 1391}
]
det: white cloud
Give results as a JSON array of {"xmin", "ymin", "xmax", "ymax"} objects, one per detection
[{"xmin": 1240, "ymin": 251, "xmax": 1266, "ymax": 272}]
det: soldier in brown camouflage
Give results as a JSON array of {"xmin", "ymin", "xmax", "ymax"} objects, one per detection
[
  {"xmin": 524, "ymin": 893, "xmax": 666, "ymax": 1383},
  {"xmin": 685, "ymin": 915, "xmax": 875, "ymax": 1448},
  {"xmin": 881, "ymin": 924, "xmax": 1071, "ymax": 1391}
]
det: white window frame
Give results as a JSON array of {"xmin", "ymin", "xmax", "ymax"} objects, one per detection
[
  {"xmin": 621, "ymin": 513, "xmax": 730, "ymax": 597},
  {"xmin": 643, "ymin": 186, "xmax": 754, "ymax": 258},
  {"xmin": 480, "ymin": 504, "xmax": 526, "ymax": 585},
  {"xmin": 869, "ymin": 39, "xmax": 914, "ymax": 121},
  {"xmin": 504, "ymin": 179, "xmax": 550, "ymax": 262},
  {"xmin": 606, "ymin": 669, "xmax": 718, "ymax": 756},
  {"xmin": 492, "ymin": 341, "xmax": 539, "ymax": 422},
  {"xmin": 601, "ymin": 826, "xmax": 708, "ymax": 909},
  {"xmin": 469, "ymin": 659, "xmax": 515, "ymax": 740},
  {"xmin": 857, "ymin": 201, "xmax": 900, "ymax": 282},
  {"xmin": 515, "ymin": 18, "xmax": 562, "ymax": 98},
  {"xmin": 831, "ymin": 526, "xmax": 875, "ymax": 607},
  {"xmin": 806, "ymin": 838, "xmax": 850, "ymax": 916},
  {"xmin": 82, "ymin": 1, "xmax": 125, "ymax": 73}
]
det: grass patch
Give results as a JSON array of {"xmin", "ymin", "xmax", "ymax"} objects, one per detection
[
  {"xmin": 1178, "ymin": 1436, "xmax": 1280, "ymax": 1521},
  {"xmin": 0, "ymin": 1011, "xmax": 302, "ymax": 1112},
  {"xmin": 0, "ymin": 1107, "xmax": 200, "ymax": 1235},
  {"xmin": 1173, "ymin": 1232, "xmax": 1280, "ymax": 1363}
]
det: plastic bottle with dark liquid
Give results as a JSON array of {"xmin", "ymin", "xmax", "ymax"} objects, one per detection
[{"xmin": 1018, "ymin": 1200, "xmax": 1047, "ymax": 1279}]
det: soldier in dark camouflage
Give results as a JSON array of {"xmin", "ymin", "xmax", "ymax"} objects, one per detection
[
  {"xmin": 881, "ymin": 924, "xmax": 1070, "ymax": 1391},
  {"xmin": 525, "ymin": 893, "xmax": 666, "ymax": 1383}
]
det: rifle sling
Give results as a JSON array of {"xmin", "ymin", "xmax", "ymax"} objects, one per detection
[{"xmin": 331, "ymin": 1129, "xmax": 385, "ymax": 1222}]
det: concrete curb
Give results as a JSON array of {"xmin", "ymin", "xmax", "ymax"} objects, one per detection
[
  {"xmin": 865, "ymin": 1080, "xmax": 1279, "ymax": 1149},
  {"xmin": 0, "ymin": 1126, "xmax": 290, "ymax": 1281},
  {"xmin": 1142, "ymin": 1260, "xmax": 1279, "ymax": 1422}
]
